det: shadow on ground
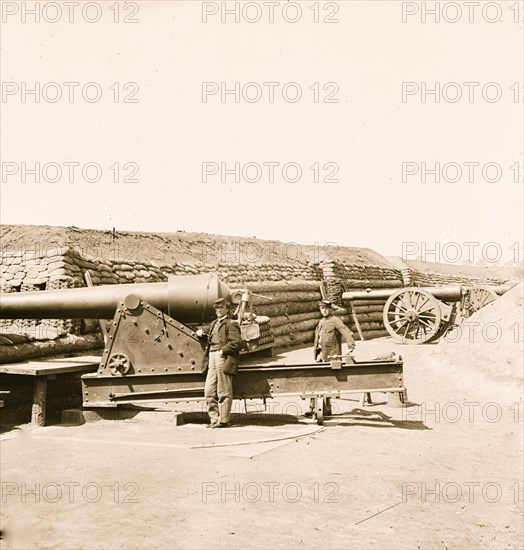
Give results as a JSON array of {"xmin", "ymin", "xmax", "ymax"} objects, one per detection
[
  {"xmin": 182, "ymin": 408, "xmax": 430, "ymax": 430},
  {"xmin": 325, "ymin": 408, "xmax": 430, "ymax": 430},
  {"xmin": 184, "ymin": 411, "xmax": 302, "ymax": 427}
]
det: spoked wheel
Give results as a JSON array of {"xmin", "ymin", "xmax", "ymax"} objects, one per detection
[
  {"xmin": 464, "ymin": 286, "xmax": 498, "ymax": 318},
  {"xmin": 108, "ymin": 353, "xmax": 131, "ymax": 376},
  {"xmin": 384, "ymin": 287, "xmax": 443, "ymax": 344},
  {"xmin": 316, "ymin": 397, "xmax": 326, "ymax": 426}
]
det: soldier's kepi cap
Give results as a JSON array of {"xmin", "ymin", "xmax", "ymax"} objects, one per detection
[
  {"xmin": 319, "ymin": 299, "xmax": 334, "ymax": 308},
  {"xmin": 213, "ymin": 297, "xmax": 230, "ymax": 307}
]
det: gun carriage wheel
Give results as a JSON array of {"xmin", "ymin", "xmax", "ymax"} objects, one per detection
[
  {"xmin": 383, "ymin": 288, "xmax": 444, "ymax": 344},
  {"xmin": 463, "ymin": 286, "xmax": 498, "ymax": 318}
]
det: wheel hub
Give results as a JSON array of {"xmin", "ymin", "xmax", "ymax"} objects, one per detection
[
  {"xmin": 405, "ymin": 310, "xmax": 418, "ymax": 322},
  {"xmin": 108, "ymin": 353, "xmax": 131, "ymax": 376}
]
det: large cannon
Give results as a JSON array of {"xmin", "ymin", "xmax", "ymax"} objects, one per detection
[
  {"xmin": 0, "ymin": 274, "xmax": 408, "ymax": 424},
  {"xmin": 0, "ymin": 274, "xmax": 234, "ymax": 323},
  {"xmin": 342, "ymin": 284, "xmax": 503, "ymax": 345}
]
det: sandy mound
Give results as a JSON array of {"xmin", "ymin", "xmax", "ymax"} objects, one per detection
[
  {"xmin": 405, "ymin": 257, "xmax": 522, "ymax": 282},
  {"xmin": 430, "ymin": 282, "xmax": 523, "ymax": 394},
  {"xmin": 1, "ymin": 224, "xmax": 393, "ymax": 267}
]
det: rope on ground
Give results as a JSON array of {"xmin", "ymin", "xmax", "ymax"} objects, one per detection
[{"xmin": 190, "ymin": 426, "xmax": 325, "ymax": 449}]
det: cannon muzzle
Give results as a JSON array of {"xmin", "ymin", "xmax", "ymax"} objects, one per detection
[
  {"xmin": 342, "ymin": 284, "xmax": 463, "ymax": 303},
  {"xmin": 0, "ymin": 274, "xmax": 232, "ymax": 323}
]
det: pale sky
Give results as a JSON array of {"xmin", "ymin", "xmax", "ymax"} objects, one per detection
[{"xmin": 1, "ymin": 0, "xmax": 522, "ymax": 263}]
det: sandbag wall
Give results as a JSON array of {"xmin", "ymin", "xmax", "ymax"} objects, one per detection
[
  {"xmin": 245, "ymin": 281, "xmax": 323, "ymax": 350},
  {"xmin": 162, "ymin": 261, "xmax": 321, "ymax": 285},
  {"xmin": 408, "ymin": 269, "xmax": 507, "ymax": 288},
  {"xmin": 0, "ymin": 247, "xmax": 402, "ymax": 350},
  {"xmin": 344, "ymin": 299, "xmax": 389, "ymax": 341},
  {"xmin": 4, "ymin": 245, "xmax": 511, "ymax": 354},
  {"xmin": 0, "ymin": 247, "xmax": 86, "ymax": 338}
]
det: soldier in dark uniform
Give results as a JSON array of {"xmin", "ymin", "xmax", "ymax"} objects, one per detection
[
  {"xmin": 314, "ymin": 299, "xmax": 356, "ymax": 361},
  {"xmin": 196, "ymin": 298, "xmax": 242, "ymax": 428},
  {"xmin": 305, "ymin": 299, "xmax": 356, "ymax": 417}
]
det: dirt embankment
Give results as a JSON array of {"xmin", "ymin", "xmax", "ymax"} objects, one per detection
[
  {"xmin": 0, "ymin": 224, "xmax": 391, "ymax": 267},
  {"xmin": 404, "ymin": 257, "xmax": 522, "ymax": 283},
  {"xmin": 429, "ymin": 281, "xmax": 523, "ymax": 397}
]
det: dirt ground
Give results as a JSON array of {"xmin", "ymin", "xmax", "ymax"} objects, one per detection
[{"xmin": 0, "ymin": 339, "xmax": 522, "ymax": 550}]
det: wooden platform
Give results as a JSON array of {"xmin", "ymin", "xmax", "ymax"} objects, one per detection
[
  {"xmin": 0, "ymin": 356, "xmax": 101, "ymax": 376},
  {"xmin": 0, "ymin": 356, "xmax": 100, "ymax": 426}
]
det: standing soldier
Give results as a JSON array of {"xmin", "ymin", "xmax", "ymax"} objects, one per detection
[
  {"xmin": 305, "ymin": 299, "xmax": 356, "ymax": 417},
  {"xmin": 196, "ymin": 298, "xmax": 242, "ymax": 428}
]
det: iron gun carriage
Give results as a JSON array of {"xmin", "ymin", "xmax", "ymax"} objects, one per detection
[{"xmin": 1, "ymin": 275, "xmax": 409, "ymax": 424}]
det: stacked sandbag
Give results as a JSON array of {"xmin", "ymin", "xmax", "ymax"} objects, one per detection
[
  {"xmin": 400, "ymin": 267, "xmax": 412, "ymax": 286},
  {"xmin": 109, "ymin": 259, "xmax": 166, "ymax": 283},
  {"xmin": 324, "ymin": 277, "xmax": 343, "ymax": 305},
  {"xmin": 346, "ymin": 299, "xmax": 390, "ymax": 340},
  {"xmin": 320, "ymin": 260, "xmax": 337, "ymax": 279},
  {"xmin": 161, "ymin": 262, "xmax": 201, "ymax": 278},
  {"xmin": 0, "ymin": 331, "xmax": 103, "ymax": 364},
  {"xmin": 0, "ymin": 282, "xmax": 19, "ymax": 335},
  {"xmin": 0, "ymin": 247, "xmax": 172, "ymax": 338},
  {"xmin": 93, "ymin": 258, "xmax": 203, "ymax": 284},
  {"xmin": 342, "ymin": 285, "xmax": 398, "ymax": 340},
  {"xmin": 118, "ymin": 260, "xmax": 319, "ymax": 284},
  {"xmin": 98, "ymin": 260, "xmax": 119, "ymax": 285},
  {"xmin": 43, "ymin": 252, "xmax": 85, "ymax": 337},
  {"xmin": 0, "ymin": 248, "xmax": 94, "ymax": 338},
  {"xmin": 0, "ymin": 247, "xmax": 79, "ymax": 336},
  {"xmin": 0, "ymin": 254, "xmax": 47, "ymax": 334},
  {"xmin": 384, "ymin": 256, "xmax": 412, "ymax": 286},
  {"xmin": 320, "ymin": 260, "xmax": 403, "ymax": 284},
  {"xmin": 40, "ymin": 277, "xmax": 83, "ymax": 337},
  {"xmin": 409, "ymin": 269, "xmax": 507, "ymax": 288},
  {"xmin": 245, "ymin": 281, "xmax": 323, "ymax": 350},
  {"xmin": 0, "ymin": 250, "xmax": 52, "ymax": 289},
  {"xmin": 0, "ymin": 246, "xmax": 401, "ymax": 351},
  {"xmin": 345, "ymin": 265, "xmax": 401, "ymax": 340},
  {"xmin": 196, "ymin": 262, "xmax": 319, "ymax": 285}
]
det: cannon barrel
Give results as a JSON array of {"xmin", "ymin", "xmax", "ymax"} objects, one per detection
[
  {"xmin": 0, "ymin": 274, "xmax": 232, "ymax": 323},
  {"xmin": 466, "ymin": 284, "xmax": 513, "ymax": 296},
  {"xmin": 342, "ymin": 284, "xmax": 463, "ymax": 303}
]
